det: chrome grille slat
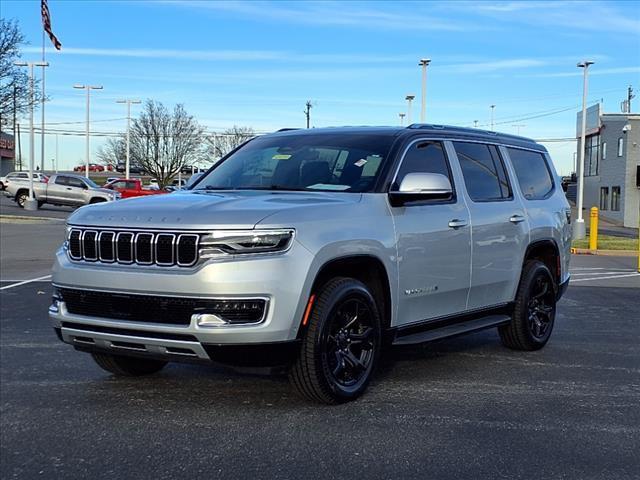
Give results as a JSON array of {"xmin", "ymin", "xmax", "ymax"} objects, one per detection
[{"xmin": 69, "ymin": 228, "xmax": 201, "ymax": 267}]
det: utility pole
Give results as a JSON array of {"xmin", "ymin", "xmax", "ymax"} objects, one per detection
[
  {"xmin": 627, "ymin": 85, "xmax": 635, "ymax": 113},
  {"xmin": 512, "ymin": 124, "xmax": 526, "ymax": 135},
  {"xmin": 490, "ymin": 104, "xmax": 496, "ymax": 131},
  {"xmin": 418, "ymin": 58, "xmax": 431, "ymax": 123},
  {"xmin": 574, "ymin": 60, "xmax": 594, "ymax": 240},
  {"xmin": 40, "ymin": 45, "xmax": 49, "ymax": 172},
  {"xmin": 304, "ymin": 100, "xmax": 312, "ymax": 128},
  {"xmin": 14, "ymin": 61, "xmax": 48, "ymax": 210},
  {"xmin": 399, "ymin": 112, "xmax": 406, "ymax": 126},
  {"xmin": 405, "ymin": 95, "xmax": 415, "ymax": 124},
  {"xmin": 74, "ymin": 84, "xmax": 103, "ymax": 178},
  {"xmin": 116, "ymin": 99, "xmax": 141, "ymax": 179}
]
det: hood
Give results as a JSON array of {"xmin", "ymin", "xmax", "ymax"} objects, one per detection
[
  {"xmin": 94, "ymin": 188, "xmax": 117, "ymax": 196},
  {"xmin": 67, "ymin": 190, "xmax": 361, "ymax": 230}
]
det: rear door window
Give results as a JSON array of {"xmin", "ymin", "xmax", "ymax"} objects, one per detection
[
  {"xmin": 453, "ymin": 142, "xmax": 512, "ymax": 202},
  {"xmin": 506, "ymin": 148, "xmax": 554, "ymax": 200}
]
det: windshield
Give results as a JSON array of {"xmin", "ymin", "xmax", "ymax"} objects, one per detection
[
  {"xmin": 194, "ymin": 133, "xmax": 396, "ymax": 193},
  {"xmin": 84, "ymin": 178, "xmax": 99, "ymax": 189}
]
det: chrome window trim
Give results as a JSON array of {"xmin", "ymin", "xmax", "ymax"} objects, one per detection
[
  {"xmin": 82, "ymin": 230, "xmax": 99, "ymax": 261},
  {"xmin": 98, "ymin": 231, "xmax": 115, "ymax": 263},
  {"xmin": 155, "ymin": 233, "xmax": 176, "ymax": 266},
  {"xmin": 115, "ymin": 231, "xmax": 135, "ymax": 264}
]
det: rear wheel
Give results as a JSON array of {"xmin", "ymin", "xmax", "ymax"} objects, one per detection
[
  {"xmin": 289, "ymin": 277, "xmax": 381, "ymax": 404},
  {"xmin": 16, "ymin": 191, "xmax": 28, "ymax": 208},
  {"xmin": 91, "ymin": 353, "xmax": 167, "ymax": 376},
  {"xmin": 499, "ymin": 260, "xmax": 556, "ymax": 351}
]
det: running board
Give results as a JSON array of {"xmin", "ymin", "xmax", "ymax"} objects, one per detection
[{"xmin": 392, "ymin": 314, "xmax": 511, "ymax": 346}]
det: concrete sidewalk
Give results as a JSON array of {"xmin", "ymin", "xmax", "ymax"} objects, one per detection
[{"xmin": 571, "ymin": 205, "xmax": 638, "ymax": 239}]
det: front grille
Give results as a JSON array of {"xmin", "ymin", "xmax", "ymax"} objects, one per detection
[
  {"xmin": 67, "ymin": 228, "xmax": 200, "ymax": 267},
  {"xmin": 59, "ymin": 288, "xmax": 267, "ymax": 325}
]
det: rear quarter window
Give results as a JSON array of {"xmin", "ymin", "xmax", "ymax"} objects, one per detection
[{"xmin": 507, "ymin": 148, "xmax": 554, "ymax": 200}]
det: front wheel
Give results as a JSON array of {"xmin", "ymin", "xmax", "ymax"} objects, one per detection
[
  {"xmin": 499, "ymin": 260, "xmax": 557, "ymax": 351},
  {"xmin": 289, "ymin": 277, "xmax": 382, "ymax": 404}
]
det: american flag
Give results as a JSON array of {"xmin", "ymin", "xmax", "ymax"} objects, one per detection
[{"xmin": 41, "ymin": 0, "xmax": 62, "ymax": 50}]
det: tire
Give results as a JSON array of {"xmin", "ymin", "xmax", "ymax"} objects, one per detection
[
  {"xmin": 89, "ymin": 198, "xmax": 106, "ymax": 204},
  {"xmin": 0, "ymin": 182, "xmax": 4, "ymax": 190},
  {"xmin": 91, "ymin": 352, "xmax": 167, "ymax": 376},
  {"xmin": 499, "ymin": 260, "xmax": 557, "ymax": 351},
  {"xmin": 289, "ymin": 277, "xmax": 382, "ymax": 404},
  {"xmin": 16, "ymin": 191, "xmax": 28, "ymax": 208}
]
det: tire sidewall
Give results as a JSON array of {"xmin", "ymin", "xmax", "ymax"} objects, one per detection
[
  {"xmin": 517, "ymin": 262, "xmax": 556, "ymax": 347},
  {"xmin": 312, "ymin": 280, "xmax": 382, "ymax": 401},
  {"xmin": 17, "ymin": 192, "xmax": 27, "ymax": 208}
]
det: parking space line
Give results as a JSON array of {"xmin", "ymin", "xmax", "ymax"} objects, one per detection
[
  {"xmin": 572, "ymin": 271, "xmax": 635, "ymax": 276},
  {"xmin": 0, "ymin": 275, "xmax": 52, "ymax": 291},
  {"xmin": 571, "ymin": 273, "xmax": 640, "ymax": 283}
]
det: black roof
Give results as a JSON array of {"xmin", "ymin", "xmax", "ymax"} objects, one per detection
[{"xmin": 270, "ymin": 124, "xmax": 546, "ymax": 152}]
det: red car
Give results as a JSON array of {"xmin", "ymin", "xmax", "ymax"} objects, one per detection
[
  {"xmin": 103, "ymin": 178, "xmax": 168, "ymax": 199},
  {"xmin": 74, "ymin": 163, "xmax": 105, "ymax": 172}
]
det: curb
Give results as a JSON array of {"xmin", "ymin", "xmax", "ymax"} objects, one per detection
[
  {"xmin": 0, "ymin": 214, "xmax": 65, "ymax": 223},
  {"xmin": 571, "ymin": 247, "xmax": 638, "ymax": 257}
]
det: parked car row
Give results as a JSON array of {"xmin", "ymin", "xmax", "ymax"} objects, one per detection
[
  {"xmin": 0, "ymin": 171, "xmax": 49, "ymax": 191},
  {"xmin": 73, "ymin": 163, "xmax": 114, "ymax": 173}
]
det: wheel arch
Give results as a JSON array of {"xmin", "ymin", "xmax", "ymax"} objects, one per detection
[
  {"xmin": 523, "ymin": 239, "xmax": 561, "ymax": 288},
  {"xmin": 299, "ymin": 254, "xmax": 393, "ymax": 337}
]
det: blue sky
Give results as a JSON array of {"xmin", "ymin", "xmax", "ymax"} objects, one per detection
[{"xmin": 3, "ymin": 0, "xmax": 640, "ymax": 174}]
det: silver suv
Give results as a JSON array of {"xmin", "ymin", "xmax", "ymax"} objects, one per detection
[{"xmin": 50, "ymin": 125, "xmax": 571, "ymax": 404}]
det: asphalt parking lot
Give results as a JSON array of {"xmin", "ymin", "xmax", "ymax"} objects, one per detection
[{"xmin": 1, "ymin": 215, "xmax": 639, "ymax": 479}]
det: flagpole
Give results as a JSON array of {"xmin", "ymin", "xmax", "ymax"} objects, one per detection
[{"xmin": 40, "ymin": 24, "xmax": 46, "ymax": 172}]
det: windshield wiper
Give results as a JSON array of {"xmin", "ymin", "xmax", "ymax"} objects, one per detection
[{"xmin": 234, "ymin": 185, "xmax": 309, "ymax": 191}]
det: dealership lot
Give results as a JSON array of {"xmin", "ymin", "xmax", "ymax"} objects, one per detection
[{"xmin": 1, "ymin": 217, "xmax": 639, "ymax": 479}]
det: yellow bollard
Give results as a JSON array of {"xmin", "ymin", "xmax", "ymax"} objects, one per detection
[{"xmin": 589, "ymin": 207, "xmax": 598, "ymax": 252}]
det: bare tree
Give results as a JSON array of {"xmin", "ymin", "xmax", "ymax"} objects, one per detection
[
  {"xmin": 129, "ymin": 100, "xmax": 203, "ymax": 188},
  {"xmin": 206, "ymin": 125, "xmax": 255, "ymax": 161},
  {"xmin": 0, "ymin": 19, "xmax": 43, "ymax": 132},
  {"xmin": 96, "ymin": 137, "xmax": 125, "ymax": 169}
]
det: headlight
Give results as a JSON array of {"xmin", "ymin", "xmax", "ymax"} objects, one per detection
[
  {"xmin": 200, "ymin": 229, "xmax": 294, "ymax": 257},
  {"xmin": 112, "ymin": 192, "xmax": 121, "ymax": 200}
]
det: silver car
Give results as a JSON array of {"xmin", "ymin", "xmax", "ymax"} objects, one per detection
[
  {"xmin": 4, "ymin": 173, "xmax": 119, "ymax": 208},
  {"xmin": 49, "ymin": 125, "xmax": 571, "ymax": 404}
]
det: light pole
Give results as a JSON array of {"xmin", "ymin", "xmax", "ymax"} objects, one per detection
[
  {"xmin": 74, "ymin": 84, "xmax": 103, "ymax": 178},
  {"xmin": 490, "ymin": 104, "xmax": 496, "ymax": 131},
  {"xmin": 405, "ymin": 95, "xmax": 415, "ymax": 124},
  {"xmin": 39, "ymin": 62, "xmax": 49, "ymax": 172},
  {"xmin": 116, "ymin": 99, "xmax": 141, "ymax": 179},
  {"xmin": 14, "ymin": 60, "xmax": 48, "ymax": 210},
  {"xmin": 399, "ymin": 112, "xmax": 406, "ymax": 126},
  {"xmin": 418, "ymin": 58, "xmax": 431, "ymax": 123},
  {"xmin": 574, "ymin": 60, "xmax": 594, "ymax": 240},
  {"xmin": 473, "ymin": 120, "xmax": 478, "ymax": 128}
]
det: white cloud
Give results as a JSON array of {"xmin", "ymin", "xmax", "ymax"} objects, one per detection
[{"xmin": 525, "ymin": 66, "xmax": 640, "ymax": 78}]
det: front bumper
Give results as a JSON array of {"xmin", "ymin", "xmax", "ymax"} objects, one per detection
[{"xmin": 49, "ymin": 240, "xmax": 315, "ymax": 364}]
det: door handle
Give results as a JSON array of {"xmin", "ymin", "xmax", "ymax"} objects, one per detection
[
  {"xmin": 509, "ymin": 214, "xmax": 525, "ymax": 224},
  {"xmin": 448, "ymin": 219, "xmax": 468, "ymax": 229},
  {"xmin": 66, "ymin": 187, "xmax": 72, "ymax": 190}
]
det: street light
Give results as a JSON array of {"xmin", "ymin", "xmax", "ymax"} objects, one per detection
[
  {"xmin": 74, "ymin": 84, "xmax": 103, "ymax": 178},
  {"xmin": 574, "ymin": 60, "xmax": 595, "ymax": 240},
  {"xmin": 116, "ymin": 99, "xmax": 141, "ymax": 179},
  {"xmin": 405, "ymin": 94, "xmax": 415, "ymax": 124},
  {"xmin": 399, "ymin": 112, "xmax": 406, "ymax": 126},
  {"xmin": 14, "ymin": 60, "xmax": 48, "ymax": 210},
  {"xmin": 418, "ymin": 58, "xmax": 431, "ymax": 123}
]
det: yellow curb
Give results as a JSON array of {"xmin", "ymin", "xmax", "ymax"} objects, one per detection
[{"xmin": 571, "ymin": 247, "xmax": 638, "ymax": 257}]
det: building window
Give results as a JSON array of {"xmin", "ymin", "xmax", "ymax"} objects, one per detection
[
  {"xmin": 602, "ymin": 142, "xmax": 607, "ymax": 160},
  {"xmin": 611, "ymin": 186, "xmax": 621, "ymax": 211},
  {"xmin": 584, "ymin": 134, "xmax": 599, "ymax": 176},
  {"xmin": 617, "ymin": 138, "xmax": 624, "ymax": 157},
  {"xmin": 599, "ymin": 187, "xmax": 609, "ymax": 210}
]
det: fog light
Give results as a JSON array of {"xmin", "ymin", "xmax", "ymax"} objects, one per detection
[
  {"xmin": 49, "ymin": 298, "xmax": 61, "ymax": 314},
  {"xmin": 194, "ymin": 313, "xmax": 228, "ymax": 327}
]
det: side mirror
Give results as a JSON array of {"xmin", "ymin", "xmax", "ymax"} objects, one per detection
[{"xmin": 389, "ymin": 172, "xmax": 452, "ymax": 206}]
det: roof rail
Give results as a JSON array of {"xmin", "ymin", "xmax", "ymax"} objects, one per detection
[{"xmin": 276, "ymin": 128, "xmax": 300, "ymax": 132}]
